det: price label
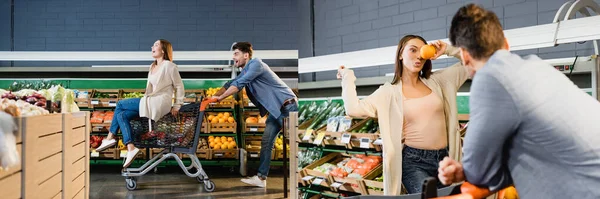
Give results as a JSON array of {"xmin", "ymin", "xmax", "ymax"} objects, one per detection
[
  {"xmin": 373, "ymin": 137, "xmax": 383, "ymax": 145},
  {"xmin": 248, "ymin": 102, "xmax": 255, "ymax": 107},
  {"xmin": 120, "ymin": 150, "xmax": 127, "ymax": 158},
  {"xmin": 250, "ymin": 154, "xmax": 259, "ymax": 158},
  {"xmin": 313, "ymin": 132, "xmax": 325, "ymax": 145},
  {"xmin": 312, "ymin": 178, "xmax": 324, "ymax": 185},
  {"xmin": 91, "ymin": 151, "xmax": 99, "ymax": 157},
  {"xmin": 250, "ymin": 128, "xmax": 258, "ymax": 132},
  {"xmin": 215, "ymin": 153, "xmax": 223, "ymax": 157},
  {"xmin": 302, "ymin": 129, "xmax": 313, "ymax": 141},
  {"xmin": 108, "ymin": 101, "xmax": 117, "ymax": 107},
  {"xmin": 341, "ymin": 133, "xmax": 351, "ymax": 144},
  {"xmin": 91, "ymin": 100, "xmax": 99, "ymax": 105},
  {"xmin": 360, "ymin": 138, "xmax": 371, "ymax": 149},
  {"xmin": 302, "ymin": 176, "xmax": 314, "ymax": 181},
  {"xmin": 331, "ymin": 182, "xmax": 344, "ymax": 188}
]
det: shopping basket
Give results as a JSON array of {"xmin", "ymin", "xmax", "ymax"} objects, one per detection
[
  {"xmin": 121, "ymin": 97, "xmax": 217, "ymax": 192},
  {"xmin": 342, "ymin": 177, "xmax": 494, "ymax": 199}
]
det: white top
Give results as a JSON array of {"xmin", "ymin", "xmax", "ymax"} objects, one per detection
[{"xmin": 148, "ymin": 68, "xmax": 160, "ymax": 93}]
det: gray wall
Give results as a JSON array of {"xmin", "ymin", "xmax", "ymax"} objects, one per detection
[
  {"xmin": 299, "ymin": 0, "xmax": 600, "ymax": 82},
  {"xmin": 0, "ymin": 0, "xmax": 298, "ymax": 67}
]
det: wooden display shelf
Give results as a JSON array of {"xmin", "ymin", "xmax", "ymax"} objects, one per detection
[{"xmin": 242, "ymin": 111, "xmax": 266, "ymax": 133}]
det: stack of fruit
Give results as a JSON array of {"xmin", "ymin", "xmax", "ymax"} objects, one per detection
[
  {"xmin": 90, "ymin": 135, "xmax": 106, "ymax": 149},
  {"xmin": 312, "ymin": 154, "xmax": 381, "ymax": 179},
  {"xmin": 208, "ymin": 136, "xmax": 237, "ymax": 150},
  {"xmin": 245, "ymin": 114, "xmax": 267, "ymax": 124},
  {"xmin": 205, "ymin": 87, "xmax": 235, "ymax": 105},
  {"xmin": 207, "ymin": 112, "xmax": 235, "ymax": 125},
  {"xmin": 198, "ymin": 138, "xmax": 210, "ymax": 149},
  {"xmin": 274, "ymin": 135, "xmax": 289, "ymax": 150},
  {"xmin": 350, "ymin": 118, "xmax": 379, "ymax": 133}
]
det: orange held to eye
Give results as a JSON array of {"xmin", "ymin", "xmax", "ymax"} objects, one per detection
[{"xmin": 420, "ymin": 45, "xmax": 436, "ymax": 60}]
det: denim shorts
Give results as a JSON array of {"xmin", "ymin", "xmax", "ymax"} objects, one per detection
[{"xmin": 402, "ymin": 145, "xmax": 449, "ymax": 194}]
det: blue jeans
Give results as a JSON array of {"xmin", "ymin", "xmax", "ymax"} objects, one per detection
[
  {"xmin": 257, "ymin": 102, "xmax": 298, "ymax": 179},
  {"xmin": 109, "ymin": 98, "xmax": 141, "ymax": 145},
  {"xmin": 402, "ymin": 145, "xmax": 449, "ymax": 194}
]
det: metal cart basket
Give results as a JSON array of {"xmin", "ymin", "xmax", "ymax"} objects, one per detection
[{"xmin": 121, "ymin": 98, "xmax": 215, "ymax": 192}]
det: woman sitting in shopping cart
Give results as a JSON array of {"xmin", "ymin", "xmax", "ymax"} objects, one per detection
[
  {"xmin": 336, "ymin": 35, "xmax": 469, "ymax": 195},
  {"xmin": 96, "ymin": 39, "xmax": 185, "ymax": 168}
]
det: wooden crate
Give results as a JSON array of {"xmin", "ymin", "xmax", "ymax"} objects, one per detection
[
  {"xmin": 62, "ymin": 111, "xmax": 90, "ymax": 199},
  {"xmin": 208, "ymin": 122, "xmax": 237, "ymax": 133},
  {"xmin": 73, "ymin": 89, "xmax": 94, "ymax": 108},
  {"xmin": 300, "ymin": 153, "xmax": 344, "ymax": 188},
  {"xmin": 348, "ymin": 133, "xmax": 381, "ymax": 151},
  {"xmin": 244, "ymin": 136, "xmax": 263, "ymax": 159},
  {"xmin": 182, "ymin": 148, "xmax": 211, "ymax": 160},
  {"xmin": 0, "ymin": 118, "xmax": 22, "ymax": 199},
  {"xmin": 91, "ymin": 147, "xmax": 119, "ymax": 159},
  {"xmin": 0, "ymin": 171, "xmax": 22, "ymax": 199},
  {"xmin": 208, "ymin": 98, "xmax": 236, "ymax": 109},
  {"xmin": 182, "ymin": 89, "xmax": 205, "ymax": 103},
  {"xmin": 90, "ymin": 89, "xmax": 120, "ymax": 108},
  {"xmin": 330, "ymin": 164, "xmax": 382, "ymax": 194},
  {"xmin": 242, "ymin": 111, "xmax": 266, "ymax": 133},
  {"xmin": 204, "ymin": 112, "xmax": 237, "ymax": 133},
  {"xmin": 209, "ymin": 148, "xmax": 239, "ymax": 159},
  {"xmin": 21, "ymin": 113, "xmax": 64, "ymax": 199},
  {"xmin": 362, "ymin": 178, "xmax": 384, "ymax": 195}
]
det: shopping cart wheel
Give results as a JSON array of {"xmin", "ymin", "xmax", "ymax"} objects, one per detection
[
  {"xmin": 196, "ymin": 175, "xmax": 205, "ymax": 183},
  {"xmin": 204, "ymin": 180, "xmax": 215, "ymax": 192},
  {"xmin": 125, "ymin": 177, "xmax": 137, "ymax": 191}
]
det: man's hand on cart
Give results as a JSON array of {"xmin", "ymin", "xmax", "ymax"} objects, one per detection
[
  {"xmin": 201, "ymin": 98, "xmax": 218, "ymax": 111},
  {"xmin": 438, "ymin": 157, "xmax": 465, "ymax": 185}
]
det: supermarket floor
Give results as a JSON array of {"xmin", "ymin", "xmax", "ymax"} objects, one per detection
[{"xmin": 90, "ymin": 164, "xmax": 289, "ymax": 199}]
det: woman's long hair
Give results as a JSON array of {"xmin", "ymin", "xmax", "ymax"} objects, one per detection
[
  {"xmin": 390, "ymin": 35, "xmax": 433, "ymax": 85},
  {"xmin": 152, "ymin": 39, "xmax": 174, "ymax": 68}
]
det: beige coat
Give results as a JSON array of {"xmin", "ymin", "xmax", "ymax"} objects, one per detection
[
  {"xmin": 340, "ymin": 45, "xmax": 469, "ymax": 195},
  {"xmin": 139, "ymin": 60, "xmax": 185, "ymax": 121}
]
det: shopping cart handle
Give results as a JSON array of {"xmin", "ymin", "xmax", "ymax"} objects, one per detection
[
  {"xmin": 200, "ymin": 98, "xmax": 218, "ymax": 111},
  {"xmin": 432, "ymin": 182, "xmax": 492, "ymax": 199}
]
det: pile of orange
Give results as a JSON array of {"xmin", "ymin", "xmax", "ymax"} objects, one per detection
[
  {"xmin": 208, "ymin": 112, "xmax": 235, "ymax": 123},
  {"xmin": 208, "ymin": 136, "xmax": 237, "ymax": 150}
]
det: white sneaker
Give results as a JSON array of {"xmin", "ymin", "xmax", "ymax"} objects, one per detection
[
  {"xmin": 96, "ymin": 139, "xmax": 116, "ymax": 152},
  {"xmin": 123, "ymin": 148, "xmax": 140, "ymax": 168},
  {"xmin": 241, "ymin": 175, "xmax": 266, "ymax": 188}
]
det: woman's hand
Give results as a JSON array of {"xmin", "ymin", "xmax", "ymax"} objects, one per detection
[
  {"xmin": 336, "ymin": 65, "xmax": 346, "ymax": 79},
  {"xmin": 438, "ymin": 156, "xmax": 465, "ymax": 185},
  {"xmin": 171, "ymin": 106, "xmax": 180, "ymax": 116},
  {"xmin": 430, "ymin": 40, "xmax": 448, "ymax": 60}
]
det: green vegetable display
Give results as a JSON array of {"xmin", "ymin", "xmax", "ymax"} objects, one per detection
[
  {"xmin": 122, "ymin": 92, "xmax": 144, "ymax": 98},
  {"xmin": 351, "ymin": 118, "xmax": 379, "ymax": 133}
]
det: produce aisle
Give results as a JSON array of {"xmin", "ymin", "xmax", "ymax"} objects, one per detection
[
  {"xmin": 0, "ymin": 79, "xmax": 293, "ymax": 198},
  {"xmin": 293, "ymin": 98, "xmax": 470, "ymax": 199}
]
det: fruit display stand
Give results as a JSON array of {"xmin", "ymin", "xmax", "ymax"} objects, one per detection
[
  {"xmin": 0, "ymin": 118, "xmax": 23, "ymax": 199},
  {"xmin": 89, "ymin": 89, "xmax": 120, "ymax": 108},
  {"xmin": 204, "ymin": 112, "xmax": 237, "ymax": 133},
  {"xmin": 242, "ymin": 111, "xmax": 267, "ymax": 134},
  {"xmin": 62, "ymin": 112, "xmax": 91, "ymax": 199},
  {"xmin": 0, "ymin": 112, "xmax": 91, "ymax": 199}
]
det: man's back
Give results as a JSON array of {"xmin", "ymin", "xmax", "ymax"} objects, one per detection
[{"xmin": 464, "ymin": 50, "xmax": 600, "ymax": 198}]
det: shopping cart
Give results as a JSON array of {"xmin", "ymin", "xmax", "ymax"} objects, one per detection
[{"xmin": 121, "ymin": 97, "xmax": 217, "ymax": 192}]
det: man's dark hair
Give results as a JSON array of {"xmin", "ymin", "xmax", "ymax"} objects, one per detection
[
  {"xmin": 449, "ymin": 4, "xmax": 505, "ymax": 60},
  {"xmin": 232, "ymin": 42, "xmax": 253, "ymax": 58}
]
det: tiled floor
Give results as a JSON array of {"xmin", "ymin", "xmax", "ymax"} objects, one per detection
[{"xmin": 90, "ymin": 164, "xmax": 290, "ymax": 199}]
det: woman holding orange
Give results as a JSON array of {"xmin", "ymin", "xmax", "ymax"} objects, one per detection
[{"xmin": 337, "ymin": 35, "xmax": 469, "ymax": 195}]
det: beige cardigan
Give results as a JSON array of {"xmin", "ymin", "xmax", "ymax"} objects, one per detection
[
  {"xmin": 139, "ymin": 60, "xmax": 185, "ymax": 121},
  {"xmin": 340, "ymin": 45, "xmax": 469, "ymax": 195}
]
